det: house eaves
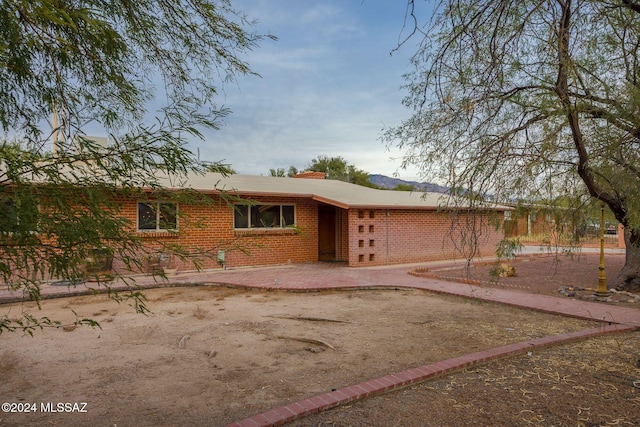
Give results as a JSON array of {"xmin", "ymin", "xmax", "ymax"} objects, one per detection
[{"xmin": 156, "ymin": 172, "xmax": 508, "ymax": 211}]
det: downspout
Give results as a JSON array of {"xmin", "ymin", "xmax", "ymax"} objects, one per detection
[
  {"xmin": 336, "ymin": 207, "xmax": 341, "ymax": 261},
  {"xmin": 386, "ymin": 209, "xmax": 390, "ymax": 264}
]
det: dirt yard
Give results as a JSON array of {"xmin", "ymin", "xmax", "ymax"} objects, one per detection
[
  {"xmin": 0, "ymin": 252, "xmax": 638, "ymax": 426},
  {"xmin": 292, "ymin": 331, "xmax": 640, "ymax": 427},
  {"xmin": 432, "ymin": 251, "xmax": 638, "ymax": 306}
]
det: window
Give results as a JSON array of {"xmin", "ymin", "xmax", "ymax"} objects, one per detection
[
  {"xmin": 0, "ymin": 197, "xmax": 39, "ymax": 234},
  {"xmin": 0, "ymin": 199, "xmax": 18, "ymax": 233},
  {"xmin": 504, "ymin": 211, "xmax": 512, "ymax": 220},
  {"xmin": 234, "ymin": 204, "xmax": 295, "ymax": 229},
  {"xmin": 137, "ymin": 202, "xmax": 177, "ymax": 231}
]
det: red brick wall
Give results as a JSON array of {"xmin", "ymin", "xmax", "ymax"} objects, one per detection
[
  {"xmin": 347, "ymin": 208, "xmax": 504, "ymax": 267},
  {"xmin": 113, "ymin": 194, "xmax": 319, "ymax": 272},
  {"xmin": 113, "ymin": 195, "xmax": 504, "ymax": 272},
  {"xmin": 225, "ymin": 196, "xmax": 318, "ymax": 268},
  {"xmin": 618, "ymin": 224, "xmax": 626, "ymax": 249},
  {"xmin": 337, "ymin": 208, "xmax": 349, "ymax": 261}
]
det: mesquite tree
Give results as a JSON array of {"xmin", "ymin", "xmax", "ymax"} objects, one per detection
[
  {"xmin": 0, "ymin": 0, "xmax": 271, "ymax": 333},
  {"xmin": 387, "ymin": 0, "xmax": 640, "ymax": 291}
]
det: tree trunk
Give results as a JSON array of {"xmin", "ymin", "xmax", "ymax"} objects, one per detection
[{"xmin": 612, "ymin": 227, "xmax": 640, "ymax": 292}]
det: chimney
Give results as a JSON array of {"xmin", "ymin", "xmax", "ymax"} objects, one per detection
[{"xmin": 292, "ymin": 171, "xmax": 326, "ymax": 179}]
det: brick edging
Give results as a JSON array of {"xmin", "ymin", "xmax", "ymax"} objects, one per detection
[{"xmin": 225, "ymin": 324, "xmax": 634, "ymax": 427}]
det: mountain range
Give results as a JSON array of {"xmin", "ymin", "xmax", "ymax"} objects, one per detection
[{"xmin": 369, "ymin": 174, "xmax": 449, "ymax": 194}]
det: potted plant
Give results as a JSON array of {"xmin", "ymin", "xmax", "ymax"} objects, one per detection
[
  {"xmin": 146, "ymin": 253, "xmax": 163, "ymax": 274},
  {"xmin": 160, "ymin": 253, "xmax": 178, "ymax": 276},
  {"xmin": 83, "ymin": 247, "xmax": 114, "ymax": 281}
]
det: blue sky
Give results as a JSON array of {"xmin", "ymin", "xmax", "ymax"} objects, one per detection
[{"xmin": 194, "ymin": 1, "xmax": 428, "ymax": 179}]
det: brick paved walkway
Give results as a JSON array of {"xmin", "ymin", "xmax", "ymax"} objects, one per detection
[{"xmin": 2, "ymin": 260, "xmax": 638, "ymax": 427}]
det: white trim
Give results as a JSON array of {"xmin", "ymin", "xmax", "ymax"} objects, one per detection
[
  {"xmin": 137, "ymin": 201, "xmax": 179, "ymax": 232},
  {"xmin": 233, "ymin": 203, "xmax": 296, "ymax": 230}
]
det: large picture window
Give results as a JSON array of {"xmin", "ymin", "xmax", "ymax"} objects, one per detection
[
  {"xmin": 138, "ymin": 202, "xmax": 178, "ymax": 231},
  {"xmin": 0, "ymin": 197, "xmax": 39, "ymax": 234},
  {"xmin": 234, "ymin": 204, "xmax": 295, "ymax": 229},
  {"xmin": 0, "ymin": 199, "xmax": 19, "ymax": 233}
]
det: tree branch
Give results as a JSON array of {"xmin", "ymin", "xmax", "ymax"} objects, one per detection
[
  {"xmin": 622, "ymin": 0, "xmax": 640, "ymax": 14},
  {"xmin": 553, "ymin": 0, "xmax": 630, "ymax": 225}
]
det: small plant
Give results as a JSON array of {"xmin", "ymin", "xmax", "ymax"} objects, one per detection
[
  {"xmin": 159, "ymin": 253, "xmax": 177, "ymax": 275},
  {"xmin": 490, "ymin": 238, "xmax": 522, "ymax": 279},
  {"xmin": 145, "ymin": 254, "xmax": 162, "ymax": 273},
  {"xmin": 83, "ymin": 247, "xmax": 114, "ymax": 281},
  {"xmin": 145, "ymin": 252, "xmax": 177, "ymax": 274},
  {"xmin": 495, "ymin": 238, "xmax": 522, "ymax": 261}
]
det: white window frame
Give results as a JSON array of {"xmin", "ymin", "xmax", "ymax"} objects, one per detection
[
  {"xmin": 1, "ymin": 198, "xmax": 40, "ymax": 234},
  {"xmin": 233, "ymin": 204, "xmax": 296, "ymax": 229},
  {"xmin": 137, "ymin": 201, "xmax": 178, "ymax": 232}
]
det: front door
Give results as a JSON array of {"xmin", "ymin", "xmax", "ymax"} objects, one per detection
[{"xmin": 318, "ymin": 205, "xmax": 336, "ymax": 261}]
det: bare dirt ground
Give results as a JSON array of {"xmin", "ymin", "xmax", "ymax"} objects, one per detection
[
  {"xmin": 433, "ymin": 251, "xmax": 638, "ymax": 306},
  {"xmin": 0, "ymin": 252, "xmax": 638, "ymax": 427},
  {"xmin": 292, "ymin": 332, "xmax": 640, "ymax": 427},
  {"xmin": 295, "ymin": 253, "xmax": 640, "ymax": 427}
]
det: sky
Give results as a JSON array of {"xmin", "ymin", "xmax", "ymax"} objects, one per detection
[{"xmin": 192, "ymin": 1, "xmax": 429, "ymax": 180}]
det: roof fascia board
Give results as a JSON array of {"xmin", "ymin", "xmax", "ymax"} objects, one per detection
[{"xmin": 311, "ymin": 195, "xmax": 350, "ymax": 209}]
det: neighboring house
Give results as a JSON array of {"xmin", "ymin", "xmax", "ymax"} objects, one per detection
[
  {"xmin": 504, "ymin": 205, "xmax": 560, "ymax": 238},
  {"xmin": 118, "ymin": 172, "xmax": 508, "ymax": 271},
  {"xmin": 504, "ymin": 203, "xmax": 625, "ymax": 248}
]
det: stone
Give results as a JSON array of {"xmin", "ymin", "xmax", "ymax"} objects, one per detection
[{"xmin": 497, "ymin": 263, "xmax": 516, "ymax": 277}]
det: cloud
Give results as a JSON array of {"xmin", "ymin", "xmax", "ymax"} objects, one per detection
[
  {"xmin": 70, "ymin": 1, "xmax": 426, "ymax": 182},
  {"xmin": 191, "ymin": 1, "xmax": 425, "ymax": 181}
]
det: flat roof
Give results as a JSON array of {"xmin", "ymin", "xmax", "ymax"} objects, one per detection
[{"xmin": 157, "ymin": 172, "xmax": 508, "ymax": 211}]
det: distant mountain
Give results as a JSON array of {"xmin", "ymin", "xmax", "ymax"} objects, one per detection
[{"xmin": 369, "ymin": 174, "xmax": 449, "ymax": 193}]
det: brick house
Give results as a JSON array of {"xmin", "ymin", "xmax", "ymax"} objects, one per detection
[
  {"xmin": 504, "ymin": 205, "xmax": 559, "ymax": 238},
  {"xmin": 124, "ymin": 172, "xmax": 507, "ymax": 271}
]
